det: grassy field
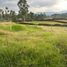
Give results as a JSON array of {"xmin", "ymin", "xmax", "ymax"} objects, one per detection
[{"xmin": 0, "ymin": 21, "xmax": 67, "ymax": 67}]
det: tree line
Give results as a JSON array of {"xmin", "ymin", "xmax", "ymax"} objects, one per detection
[
  {"xmin": 0, "ymin": 0, "xmax": 67, "ymax": 22},
  {"xmin": 0, "ymin": 0, "xmax": 47, "ymax": 22},
  {"xmin": 0, "ymin": 7, "xmax": 16, "ymax": 22}
]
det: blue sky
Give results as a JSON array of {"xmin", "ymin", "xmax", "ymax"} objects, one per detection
[{"xmin": 0, "ymin": 0, "xmax": 67, "ymax": 13}]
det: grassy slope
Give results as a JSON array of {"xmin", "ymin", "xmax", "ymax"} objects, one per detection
[{"xmin": 0, "ymin": 22, "xmax": 67, "ymax": 67}]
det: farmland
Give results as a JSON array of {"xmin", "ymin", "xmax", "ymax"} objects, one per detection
[{"xmin": 0, "ymin": 21, "xmax": 67, "ymax": 67}]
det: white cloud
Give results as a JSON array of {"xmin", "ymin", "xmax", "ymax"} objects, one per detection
[
  {"xmin": 0, "ymin": 0, "xmax": 67, "ymax": 13},
  {"xmin": 28, "ymin": 0, "xmax": 67, "ymax": 13},
  {"xmin": 28, "ymin": 0, "xmax": 58, "ymax": 7}
]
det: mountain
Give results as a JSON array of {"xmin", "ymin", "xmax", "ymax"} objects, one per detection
[
  {"xmin": 51, "ymin": 13, "xmax": 67, "ymax": 19},
  {"xmin": 45, "ymin": 12, "xmax": 56, "ymax": 16},
  {"xmin": 45, "ymin": 11, "xmax": 67, "ymax": 16}
]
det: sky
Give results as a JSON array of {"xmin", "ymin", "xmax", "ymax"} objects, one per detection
[{"xmin": 0, "ymin": 0, "xmax": 67, "ymax": 13}]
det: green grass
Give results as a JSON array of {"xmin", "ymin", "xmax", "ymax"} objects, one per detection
[{"xmin": 0, "ymin": 22, "xmax": 67, "ymax": 67}]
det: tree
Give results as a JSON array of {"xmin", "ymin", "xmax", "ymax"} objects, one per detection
[
  {"xmin": 0, "ymin": 9, "xmax": 4, "ymax": 21},
  {"xmin": 34, "ymin": 13, "xmax": 47, "ymax": 21},
  {"xmin": 17, "ymin": 0, "xmax": 29, "ymax": 22},
  {"xmin": 10, "ymin": 10, "xmax": 16, "ymax": 22},
  {"xmin": 5, "ymin": 7, "xmax": 10, "ymax": 21},
  {"xmin": 26, "ymin": 12, "xmax": 34, "ymax": 21},
  {"xmin": 29, "ymin": 12, "xmax": 34, "ymax": 21}
]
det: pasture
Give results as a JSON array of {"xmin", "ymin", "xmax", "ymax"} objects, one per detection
[{"xmin": 0, "ymin": 21, "xmax": 67, "ymax": 67}]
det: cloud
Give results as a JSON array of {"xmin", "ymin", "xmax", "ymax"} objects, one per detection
[
  {"xmin": 0, "ymin": 0, "xmax": 67, "ymax": 13},
  {"xmin": 28, "ymin": 0, "xmax": 58, "ymax": 7},
  {"xmin": 0, "ymin": 0, "xmax": 18, "ymax": 11},
  {"xmin": 28, "ymin": 0, "xmax": 67, "ymax": 13}
]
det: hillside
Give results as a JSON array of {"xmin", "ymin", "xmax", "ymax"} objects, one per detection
[
  {"xmin": 0, "ymin": 22, "xmax": 67, "ymax": 67},
  {"xmin": 51, "ymin": 13, "xmax": 67, "ymax": 19}
]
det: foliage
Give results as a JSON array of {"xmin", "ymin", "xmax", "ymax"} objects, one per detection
[{"xmin": 17, "ymin": 0, "xmax": 29, "ymax": 22}]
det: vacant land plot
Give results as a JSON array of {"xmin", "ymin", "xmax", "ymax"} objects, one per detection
[{"xmin": 0, "ymin": 21, "xmax": 67, "ymax": 67}]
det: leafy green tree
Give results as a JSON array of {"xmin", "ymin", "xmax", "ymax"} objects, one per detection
[{"xmin": 17, "ymin": 0, "xmax": 29, "ymax": 22}]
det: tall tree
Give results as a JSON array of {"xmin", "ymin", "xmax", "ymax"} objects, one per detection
[
  {"xmin": 17, "ymin": 0, "xmax": 29, "ymax": 22},
  {"xmin": 10, "ymin": 10, "xmax": 16, "ymax": 22},
  {"xmin": 0, "ymin": 9, "xmax": 3, "ymax": 20},
  {"xmin": 5, "ymin": 7, "xmax": 10, "ymax": 21}
]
